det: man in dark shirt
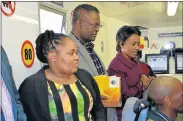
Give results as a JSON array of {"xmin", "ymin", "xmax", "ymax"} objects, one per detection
[{"xmin": 148, "ymin": 76, "xmax": 183, "ymax": 121}]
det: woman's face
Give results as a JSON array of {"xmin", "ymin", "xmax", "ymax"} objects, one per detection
[
  {"xmin": 121, "ymin": 34, "xmax": 140, "ymax": 59},
  {"xmin": 54, "ymin": 38, "xmax": 79, "ymax": 75}
]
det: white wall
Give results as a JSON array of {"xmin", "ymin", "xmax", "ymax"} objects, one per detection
[
  {"xmin": 149, "ymin": 26, "xmax": 183, "ymax": 49},
  {"xmin": 2, "ymin": 2, "xmax": 41, "ymax": 88}
]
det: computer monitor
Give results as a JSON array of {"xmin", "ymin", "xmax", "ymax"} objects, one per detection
[
  {"xmin": 175, "ymin": 53, "xmax": 183, "ymax": 74},
  {"xmin": 160, "ymin": 49, "xmax": 171, "ymax": 57},
  {"xmin": 173, "ymin": 48, "xmax": 183, "ymax": 57},
  {"xmin": 145, "ymin": 54, "xmax": 169, "ymax": 74}
]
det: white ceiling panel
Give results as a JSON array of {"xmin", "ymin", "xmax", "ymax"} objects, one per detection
[{"xmin": 97, "ymin": 2, "xmax": 182, "ymax": 28}]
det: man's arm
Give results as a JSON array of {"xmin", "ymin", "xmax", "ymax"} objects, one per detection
[
  {"xmin": 9, "ymin": 66, "xmax": 27, "ymax": 121},
  {"xmin": 1, "ymin": 46, "xmax": 27, "ymax": 121}
]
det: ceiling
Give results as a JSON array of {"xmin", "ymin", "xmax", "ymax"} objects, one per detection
[{"xmin": 96, "ymin": 2, "xmax": 182, "ymax": 28}]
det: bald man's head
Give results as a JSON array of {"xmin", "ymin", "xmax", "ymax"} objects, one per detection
[{"xmin": 148, "ymin": 76, "xmax": 183, "ymax": 113}]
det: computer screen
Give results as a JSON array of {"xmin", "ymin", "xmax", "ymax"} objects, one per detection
[
  {"xmin": 145, "ymin": 54, "xmax": 169, "ymax": 74},
  {"xmin": 160, "ymin": 49, "xmax": 171, "ymax": 57},
  {"xmin": 175, "ymin": 53, "xmax": 183, "ymax": 74}
]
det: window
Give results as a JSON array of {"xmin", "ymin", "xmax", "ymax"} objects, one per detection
[{"xmin": 39, "ymin": 2, "xmax": 66, "ymax": 34}]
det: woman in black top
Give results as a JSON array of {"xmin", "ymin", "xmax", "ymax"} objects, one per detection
[{"xmin": 19, "ymin": 30, "xmax": 106, "ymax": 121}]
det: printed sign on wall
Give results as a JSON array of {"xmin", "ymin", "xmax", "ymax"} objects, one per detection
[
  {"xmin": 21, "ymin": 40, "xmax": 35, "ymax": 68},
  {"xmin": 159, "ymin": 32, "xmax": 183, "ymax": 37},
  {"xmin": 1, "ymin": 1, "xmax": 16, "ymax": 17},
  {"xmin": 140, "ymin": 36, "xmax": 145, "ymax": 49}
]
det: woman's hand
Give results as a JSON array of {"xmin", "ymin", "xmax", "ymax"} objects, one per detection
[
  {"xmin": 140, "ymin": 74, "xmax": 150, "ymax": 88},
  {"xmin": 100, "ymin": 93, "xmax": 110, "ymax": 100},
  {"xmin": 140, "ymin": 75, "xmax": 156, "ymax": 89}
]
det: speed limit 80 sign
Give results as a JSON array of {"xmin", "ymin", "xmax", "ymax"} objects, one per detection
[{"xmin": 21, "ymin": 40, "xmax": 35, "ymax": 68}]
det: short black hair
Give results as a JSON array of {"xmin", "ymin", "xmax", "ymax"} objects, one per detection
[
  {"xmin": 35, "ymin": 30, "xmax": 69, "ymax": 63},
  {"xmin": 116, "ymin": 25, "xmax": 141, "ymax": 51},
  {"xmin": 72, "ymin": 4, "xmax": 99, "ymax": 25}
]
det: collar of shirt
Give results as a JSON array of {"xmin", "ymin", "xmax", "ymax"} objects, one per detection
[
  {"xmin": 71, "ymin": 32, "xmax": 94, "ymax": 50},
  {"xmin": 155, "ymin": 110, "xmax": 173, "ymax": 121},
  {"xmin": 116, "ymin": 50, "xmax": 137, "ymax": 68}
]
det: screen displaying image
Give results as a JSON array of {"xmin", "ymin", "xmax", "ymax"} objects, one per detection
[
  {"xmin": 176, "ymin": 54, "xmax": 183, "ymax": 70},
  {"xmin": 146, "ymin": 55, "xmax": 168, "ymax": 71}
]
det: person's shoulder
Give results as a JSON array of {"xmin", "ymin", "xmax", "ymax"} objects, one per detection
[
  {"xmin": 19, "ymin": 68, "xmax": 43, "ymax": 89},
  {"xmin": 24, "ymin": 72, "xmax": 37, "ymax": 82},
  {"xmin": 108, "ymin": 55, "xmax": 124, "ymax": 71},
  {"xmin": 140, "ymin": 61, "xmax": 152, "ymax": 69},
  {"xmin": 77, "ymin": 68, "xmax": 92, "ymax": 77},
  {"xmin": 76, "ymin": 68, "xmax": 95, "ymax": 87},
  {"xmin": 108, "ymin": 56, "xmax": 119, "ymax": 66},
  {"xmin": 68, "ymin": 32, "xmax": 76, "ymax": 40},
  {"xmin": 139, "ymin": 61, "xmax": 149, "ymax": 65},
  {"xmin": 26, "ymin": 68, "xmax": 43, "ymax": 80},
  {"xmin": 20, "ymin": 73, "xmax": 36, "ymax": 88}
]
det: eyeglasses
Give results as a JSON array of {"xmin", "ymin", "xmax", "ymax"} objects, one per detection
[{"xmin": 80, "ymin": 19, "xmax": 103, "ymax": 29}]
